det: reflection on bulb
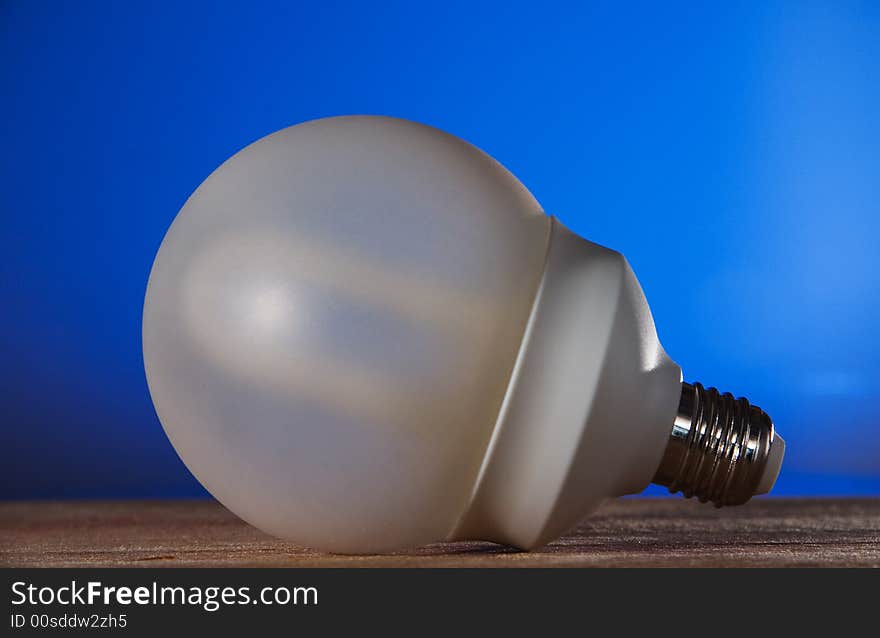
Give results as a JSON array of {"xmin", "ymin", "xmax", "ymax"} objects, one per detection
[
  {"xmin": 144, "ymin": 115, "xmax": 784, "ymax": 553},
  {"xmin": 248, "ymin": 285, "xmax": 293, "ymax": 333}
]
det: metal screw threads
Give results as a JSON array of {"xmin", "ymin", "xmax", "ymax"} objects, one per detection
[{"xmin": 652, "ymin": 381, "xmax": 777, "ymax": 507}]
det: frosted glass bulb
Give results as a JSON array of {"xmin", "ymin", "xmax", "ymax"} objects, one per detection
[{"xmin": 143, "ymin": 115, "xmax": 785, "ymax": 553}]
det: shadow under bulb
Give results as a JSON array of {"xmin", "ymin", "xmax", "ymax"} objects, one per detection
[{"xmin": 143, "ymin": 115, "xmax": 785, "ymax": 553}]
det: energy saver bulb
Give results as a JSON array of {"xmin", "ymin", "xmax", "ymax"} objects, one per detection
[{"xmin": 143, "ymin": 115, "xmax": 785, "ymax": 553}]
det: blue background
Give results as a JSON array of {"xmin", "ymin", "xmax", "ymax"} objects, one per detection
[{"xmin": 2, "ymin": 1, "xmax": 878, "ymax": 499}]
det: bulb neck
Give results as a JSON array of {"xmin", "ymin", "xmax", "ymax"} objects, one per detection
[{"xmin": 652, "ymin": 381, "xmax": 784, "ymax": 507}]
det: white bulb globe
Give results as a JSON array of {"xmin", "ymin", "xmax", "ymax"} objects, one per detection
[
  {"xmin": 144, "ymin": 116, "xmax": 553, "ymax": 552},
  {"xmin": 144, "ymin": 115, "xmax": 783, "ymax": 553}
]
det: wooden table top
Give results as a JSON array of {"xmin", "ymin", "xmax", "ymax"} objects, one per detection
[{"xmin": 2, "ymin": 498, "xmax": 878, "ymax": 568}]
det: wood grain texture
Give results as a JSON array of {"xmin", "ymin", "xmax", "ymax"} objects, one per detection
[{"xmin": 2, "ymin": 499, "xmax": 878, "ymax": 567}]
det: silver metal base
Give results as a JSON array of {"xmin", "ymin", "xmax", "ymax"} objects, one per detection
[{"xmin": 652, "ymin": 381, "xmax": 777, "ymax": 507}]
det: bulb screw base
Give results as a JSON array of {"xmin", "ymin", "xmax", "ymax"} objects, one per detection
[{"xmin": 652, "ymin": 381, "xmax": 784, "ymax": 507}]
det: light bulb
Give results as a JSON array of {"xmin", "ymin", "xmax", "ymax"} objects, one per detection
[{"xmin": 143, "ymin": 115, "xmax": 785, "ymax": 553}]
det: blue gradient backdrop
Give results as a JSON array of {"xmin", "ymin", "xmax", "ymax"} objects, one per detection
[{"xmin": 2, "ymin": 1, "xmax": 878, "ymax": 498}]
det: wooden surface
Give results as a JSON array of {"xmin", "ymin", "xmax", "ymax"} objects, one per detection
[{"xmin": 2, "ymin": 498, "xmax": 879, "ymax": 567}]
